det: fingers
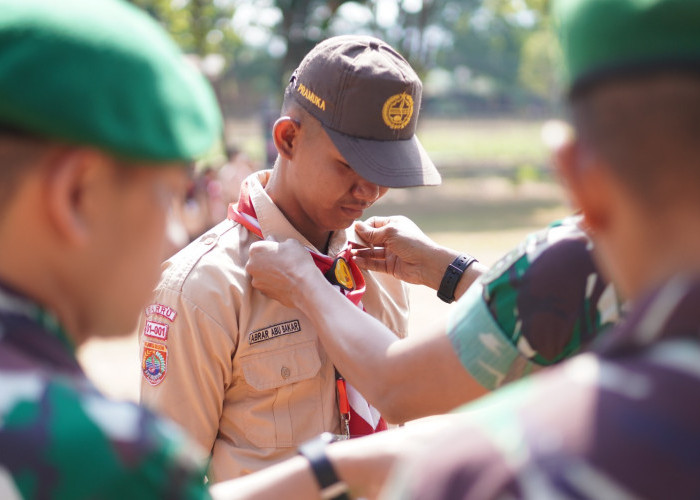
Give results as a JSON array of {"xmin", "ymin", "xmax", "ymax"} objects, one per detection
[
  {"xmin": 360, "ymin": 216, "xmax": 394, "ymax": 229},
  {"xmin": 352, "ymin": 254, "xmax": 389, "ymax": 274},
  {"xmin": 351, "ymin": 247, "xmax": 386, "ymax": 260},
  {"xmin": 355, "ymin": 217, "xmax": 395, "ymax": 246},
  {"xmin": 246, "ymin": 238, "xmax": 306, "ymax": 274}
]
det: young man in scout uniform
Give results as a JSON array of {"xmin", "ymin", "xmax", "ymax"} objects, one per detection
[
  {"xmin": 0, "ymin": 0, "xmax": 221, "ymax": 497},
  {"xmin": 211, "ymin": 0, "xmax": 700, "ymax": 498},
  {"xmin": 138, "ymin": 35, "xmax": 441, "ymax": 482}
]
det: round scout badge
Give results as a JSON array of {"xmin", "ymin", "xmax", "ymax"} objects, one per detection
[{"xmin": 324, "ymin": 257, "xmax": 355, "ymax": 291}]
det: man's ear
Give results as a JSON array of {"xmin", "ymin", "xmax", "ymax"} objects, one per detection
[
  {"xmin": 553, "ymin": 137, "xmax": 582, "ymax": 211},
  {"xmin": 555, "ymin": 138, "xmax": 613, "ymax": 234},
  {"xmin": 43, "ymin": 147, "xmax": 108, "ymax": 247},
  {"xmin": 272, "ymin": 116, "xmax": 300, "ymax": 160}
]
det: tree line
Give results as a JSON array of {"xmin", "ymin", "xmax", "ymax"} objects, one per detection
[{"xmin": 126, "ymin": 0, "xmax": 559, "ymax": 117}]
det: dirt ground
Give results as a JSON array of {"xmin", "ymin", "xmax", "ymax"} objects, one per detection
[{"xmin": 76, "ymin": 176, "xmax": 570, "ymax": 402}]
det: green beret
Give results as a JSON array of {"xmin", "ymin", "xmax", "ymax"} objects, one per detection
[
  {"xmin": 0, "ymin": 0, "xmax": 221, "ymax": 162},
  {"xmin": 554, "ymin": 0, "xmax": 700, "ymax": 94}
]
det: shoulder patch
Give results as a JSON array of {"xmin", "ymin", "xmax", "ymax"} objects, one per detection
[
  {"xmin": 142, "ymin": 341, "xmax": 167, "ymax": 386},
  {"xmin": 145, "ymin": 303, "xmax": 177, "ymax": 322},
  {"xmin": 249, "ymin": 319, "xmax": 301, "ymax": 345},
  {"xmin": 143, "ymin": 319, "xmax": 169, "ymax": 341}
]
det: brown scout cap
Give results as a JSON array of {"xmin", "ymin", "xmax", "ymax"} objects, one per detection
[{"xmin": 287, "ymin": 35, "xmax": 441, "ymax": 188}]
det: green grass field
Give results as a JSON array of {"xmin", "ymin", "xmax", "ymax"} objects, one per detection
[
  {"xmin": 416, "ymin": 117, "xmax": 550, "ymax": 170},
  {"xmin": 227, "ymin": 117, "xmax": 550, "ymax": 168}
]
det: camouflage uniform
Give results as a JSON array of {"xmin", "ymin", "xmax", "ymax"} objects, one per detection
[
  {"xmin": 387, "ymin": 275, "xmax": 700, "ymax": 499},
  {"xmin": 447, "ymin": 217, "xmax": 622, "ymax": 389},
  {"xmin": 0, "ymin": 283, "xmax": 210, "ymax": 500}
]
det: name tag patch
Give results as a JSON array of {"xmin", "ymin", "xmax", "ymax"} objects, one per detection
[
  {"xmin": 145, "ymin": 303, "xmax": 177, "ymax": 322},
  {"xmin": 143, "ymin": 320, "xmax": 169, "ymax": 341},
  {"xmin": 249, "ymin": 320, "xmax": 301, "ymax": 345}
]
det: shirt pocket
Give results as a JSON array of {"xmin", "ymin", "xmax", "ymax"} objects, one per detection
[{"xmin": 239, "ymin": 340, "xmax": 324, "ymax": 448}]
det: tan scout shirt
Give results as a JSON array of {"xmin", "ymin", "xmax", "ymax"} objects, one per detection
[{"xmin": 139, "ymin": 171, "xmax": 409, "ymax": 482}]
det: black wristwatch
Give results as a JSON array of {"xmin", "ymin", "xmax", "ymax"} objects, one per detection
[
  {"xmin": 298, "ymin": 432, "xmax": 351, "ymax": 500},
  {"xmin": 437, "ymin": 254, "xmax": 478, "ymax": 303}
]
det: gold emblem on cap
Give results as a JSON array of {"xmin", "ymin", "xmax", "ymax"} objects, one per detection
[{"xmin": 382, "ymin": 93, "xmax": 414, "ymax": 130}]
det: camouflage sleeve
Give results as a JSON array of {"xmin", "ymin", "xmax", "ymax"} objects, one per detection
[
  {"xmin": 446, "ymin": 217, "xmax": 621, "ymax": 391},
  {"xmin": 1, "ymin": 374, "xmax": 210, "ymax": 499},
  {"xmin": 446, "ymin": 279, "xmax": 540, "ymax": 390}
]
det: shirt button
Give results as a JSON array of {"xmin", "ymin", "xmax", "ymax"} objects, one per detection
[
  {"xmin": 202, "ymin": 234, "xmax": 216, "ymax": 245},
  {"xmin": 281, "ymin": 366, "xmax": 291, "ymax": 379}
]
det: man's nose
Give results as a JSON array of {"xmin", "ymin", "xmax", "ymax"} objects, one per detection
[{"xmin": 352, "ymin": 178, "xmax": 382, "ymax": 203}]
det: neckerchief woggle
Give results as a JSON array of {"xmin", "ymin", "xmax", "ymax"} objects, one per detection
[{"xmin": 229, "ymin": 178, "xmax": 387, "ymax": 438}]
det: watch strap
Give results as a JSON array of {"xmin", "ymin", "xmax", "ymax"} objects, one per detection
[
  {"xmin": 437, "ymin": 254, "xmax": 478, "ymax": 303},
  {"xmin": 298, "ymin": 432, "xmax": 350, "ymax": 500}
]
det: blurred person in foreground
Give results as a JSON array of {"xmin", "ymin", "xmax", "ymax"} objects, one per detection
[
  {"xmin": 137, "ymin": 35, "xmax": 442, "ymax": 482},
  {"xmin": 211, "ymin": 0, "xmax": 700, "ymax": 498},
  {"xmin": 0, "ymin": 0, "xmax": 221, "ymax": 497}
]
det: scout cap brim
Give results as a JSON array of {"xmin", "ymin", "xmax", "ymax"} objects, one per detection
[{"xmin": 324, "ymin": 127, "xmax": 441, "ymax": 188}]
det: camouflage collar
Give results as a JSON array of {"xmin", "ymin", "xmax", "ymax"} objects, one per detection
[
  {"xmin": 0, "ymin": 281, "xmax": 75, "ymax": 354},
  {"xmin": 597, "ymin": 275, "xmax": 700, "ymax": 358}
]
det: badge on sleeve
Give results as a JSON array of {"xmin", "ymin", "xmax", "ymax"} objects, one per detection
[
  {"xmin": 143, "ymin": 319, "xmax": 169, "ymax": 340},
  {"xmin": 142, "ymin": 341, "xmax": 167, "ymax": 386},
  {"xmin": 145, "ymin": 303, "xmax": 177, "ymax": 322}
]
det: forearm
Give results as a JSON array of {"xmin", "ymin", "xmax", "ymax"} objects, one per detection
[
  {"xmin": 296, "ymin": 275, "xmax": 488, "ymax": 422},
  {"xmin": 209, "ymin": 414, "xmax": 462, "ymax": 500},
  {"xmin": 417, "ymin": 245, "xmax": 486, "ymax": 301},
  {"xmin": 454, "ymin": 260, "xmax": 487, "ymax": 301},
  {"xmin": 209, "ymin": 456, "xmax": 317, "ymax": 500},
  {"xmin": 295, "ymin": 275, "xmax": 402, "ymax": 406}
]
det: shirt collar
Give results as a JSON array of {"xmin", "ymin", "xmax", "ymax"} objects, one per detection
[{"xmin": 247, "ymin": 170, "xmax": 350, "ymax": 255}]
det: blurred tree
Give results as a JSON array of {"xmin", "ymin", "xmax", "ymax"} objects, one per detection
[
  {"xmin": 126, "ymin": 0, "xmax": 558, "ymax": 115},
  {"xmin": 126, "ymin": 0, "xmax": 240, "ymax": 65},
  {"xmin": 425, "ymin": 0, "xmax": 557, "ymax": 113},
  {"xmin": 276, "ymin": 0, "xmax": 368, "ymax": 82},
  {"xmin": 518, "ymin": 27, "xmax": 560, "ymax": 108}
]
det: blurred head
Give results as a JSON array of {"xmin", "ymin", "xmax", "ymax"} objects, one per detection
[
  {"xmin": 0, "ymin": 0, "xmax": 221, "ymax": 342},
  {"xmin": 552, "ymin": 0, "xmax": 700, "ymax": 297}
]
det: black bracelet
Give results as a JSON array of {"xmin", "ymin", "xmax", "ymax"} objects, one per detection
[
  {"xmin": 437, "ymin": 254, "xmax": 478, "ymax": 303},
  {"xmin": 298, "ymin": 432, "xmax": 350, "ymax": 500}
]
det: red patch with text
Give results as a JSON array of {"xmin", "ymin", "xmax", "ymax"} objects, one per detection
[
  {"xmin": 142, "ymin": 342, "xmax": 167, "ymax": 386},
  {"xmin": 143, "ymin": 320, "xmax": 169, "ymax": 341},
  {"xmin": 145, "ymin": 303, "xmax": 177, "ymax": 322}
]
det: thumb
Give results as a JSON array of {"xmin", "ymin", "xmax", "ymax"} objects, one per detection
[{"xmin": 354, "ymin": 220, "xmax": 383, "ymax": 246}]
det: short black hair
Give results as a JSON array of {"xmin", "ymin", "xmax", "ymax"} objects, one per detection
[
  {"xmin": 570, "ymin": 71, "xmax": 700, "ymax": 207},
  {"xmin": 0, "ymin": 131, "xmax": 48, "ymax": 215}
]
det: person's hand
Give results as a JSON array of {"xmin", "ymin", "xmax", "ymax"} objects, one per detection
[
  {"xmin": 353, "ymin": 216, "xmax": 455, "ymax": 288},
  {"xmin": 246, "ymin": 238, "xmax": 324, "ymax": 308}
]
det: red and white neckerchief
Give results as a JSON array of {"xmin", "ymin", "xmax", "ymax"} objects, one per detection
[{"xmin": 229, "ymin": 178, "xmax": 387, "ymax": 438}]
